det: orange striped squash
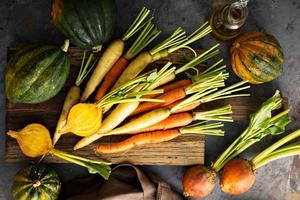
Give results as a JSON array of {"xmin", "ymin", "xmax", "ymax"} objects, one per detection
[{"xmin": 230, "ymin": 32, "xmax": 284, "ymax": 84}]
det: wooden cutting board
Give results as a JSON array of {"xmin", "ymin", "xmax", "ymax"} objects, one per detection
[{"xmin": 5, "ymin": 47, "xmax": 288, "ymax": 165}]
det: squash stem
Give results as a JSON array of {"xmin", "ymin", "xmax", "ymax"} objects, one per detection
[
  {"xmin": 61, "ymin": 39, "xmax": 70, "ymax": 52},
  {"xmin": 92, "ymin": 45, "xmax": 102, "ymax": 53}
]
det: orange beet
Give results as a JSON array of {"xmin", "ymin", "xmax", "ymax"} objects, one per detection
[
  {"xmin": 182, "ymin": 165, "xmax": 216, "ymax": 198},
  {"xmin": 220, "ymin": 159, "xmax": 256, "ymax": 195}
]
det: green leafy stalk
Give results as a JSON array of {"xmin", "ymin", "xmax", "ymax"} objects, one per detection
[
  {"xmin": 168, "ymin": 21, "xmax": 212, "ymax": 54},
  {"xmin": 171, "ymin": 81, "xmax": 249, "ymax": 112},
  {"xmin": 50, "ymin": 149, "xmax": 111, "ymax": 180},
  {"xmin": 251, "ymin": 129, "xmax": 300, "ymax": 168},
  {"xmin": 180, "ymin": 121, "xmax": 225, "ymax": 136},
  {"xmin": 150, "ymin": 27, "xmax": 187, "ymax": 55},
  {"xmin": 222, "ymin": 110, "xmax": 291, "ymax": 167},
  {"xmin": 102, "ymin": 96, "xmax": 164, "ymax": 107},
  {"xmin": 98, "ymin": 62, "xmax": 176, "ymax": 109},
  {"xmin": 122, "ymin": 7, "xmax": 151, "ymax": 41},
  {"xmin": 198, "ymin": 81, "xmax": 250, "ymax": 103},
  {"xmin": 75, "ymin": 51, "xmax": 98, "ymax": 86},
  {"xmin": 185, "ymin": 72, "xmax": 228, "ymax": 94},
  {"xmin": 192, "ymin": 105, "xmax": 233, "ymax": 122},
  {"xmin": 212, "ymin": 91, "xmax": 291, "ymax": 172},
  {"xmin": 146, "ymin": 62, "xmax": 176, "ymax": 90},
  {"xmin": 192, "ymin": 59, "xmax": 227, "ymax": 82},
  {"xmin": 175, "ymin": 44, "xmax": 221, "ymax": 75},
  {"xmin": 124, "ymin": 21, "xmax": 161, "ymax": 60},
  {"xmin": 253, "ymin": 142, "xmax": 300, "ymax": 169},
  {"xmin": 141, "ymin": 62, "xmax": 177, "ymax": 90},
  {"xmin": 96, "ymin": 71, "xmax": 154, "ymax": 106}
]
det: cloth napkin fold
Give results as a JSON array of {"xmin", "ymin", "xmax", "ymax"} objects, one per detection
[{"xmin": 65, "ymin": 164, "xmax": 183, "ymax": 200}]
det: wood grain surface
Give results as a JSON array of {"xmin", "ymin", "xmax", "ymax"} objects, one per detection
[{"xmin": 5, "ymin": 47, "xmax": 288, "ymax": 165}]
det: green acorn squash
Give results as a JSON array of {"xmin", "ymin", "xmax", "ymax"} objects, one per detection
[
  {"xmin": 12, "ymin": 165, "xmax": 61, "ymax": 200},
  {"xmin": 52, "ymin": 0, "xmax": 116, "ymax": 50},
  {"xmin": 5, "ymin": 41, "xmax": 70, "ymax": 104},
  {"xmin": 231, "ymin": 32, "xmax": 284, "ymax": 84}
]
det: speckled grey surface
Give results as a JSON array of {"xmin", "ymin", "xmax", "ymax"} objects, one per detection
[{"xmin": 0, "ymin": 0, "xmax": 300, "ymax": 199}]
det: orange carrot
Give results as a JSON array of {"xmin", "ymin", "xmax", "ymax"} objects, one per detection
[
  {"xmin": 160, "ymin": 79, "xmax": 192, "ymax": 93},
  {"xmin": 144, "ymin": 79, "xmax": 192, "ymax": 99},
  {"xmin": 94, "ymin": 57, "xmax": 129, "ymax": 100},
  {"xmin": 130, "ymin": 88, "xmax": 186, "ymax": 116},
  {"xmin": 130, "ymin": 112, "xmax": 193, "ymax": 133},
  {"xmin": 96, "ymin": 129, "xmax": 181, "ymax": 154}
]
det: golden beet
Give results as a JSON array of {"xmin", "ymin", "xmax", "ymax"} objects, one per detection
[
  {"xmin": 183, "ymin": 165, "xmax": 216, "ymax": 198},
  {"xmin": 7, "ymin": 123, "xmax": 52, "ymax": 158},
  {"xmin": 62, "ymin": 103, "xmax": 102, "ymax": 137},
  {"xmin": 220, "ymin": 159, "xmax": 255, "ymax": 195}
]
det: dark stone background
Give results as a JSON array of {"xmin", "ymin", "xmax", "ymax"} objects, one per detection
[{"xmin": 0, "ymin": 0, "xmax": 299, "ymax": 199}]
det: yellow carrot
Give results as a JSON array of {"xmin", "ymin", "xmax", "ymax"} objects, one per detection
[
  {"xmin": 80, "ymin": 7, "xmax": 151, "ymax": 102},
  {"xmin": 53, "ymin": 50, "xmax": 97, "ymax": 145},
  {"xmin": 80, "ymin": 40, "xmax": 124, "ymax": 102},
  {"xmin": 53, "ymin": 86, "xmax": 80, "ymax": 145},
  {"xmin": 111, "ymin": 22, "xmax": 212, "ymax": 89},
  {"xmin": 99, "ymin": 102, "xmax": 140, "ymax": 133},
  {"xmin": 94, "ymin": 21, "xmax": 161, "ymax": 100}
]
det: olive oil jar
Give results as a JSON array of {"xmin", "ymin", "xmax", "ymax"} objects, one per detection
[{"xmin": 209, "ymin": 0, "xmax": 249, "ymax": 41}]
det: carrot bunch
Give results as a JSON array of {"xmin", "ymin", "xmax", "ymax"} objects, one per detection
[
  {"xmin": 50, "ymin": 7, "xmax": 254, "ymax": 157},
  {"xmin": 74, "ymin": 77, "xmax": 250, "ymax": 150}
]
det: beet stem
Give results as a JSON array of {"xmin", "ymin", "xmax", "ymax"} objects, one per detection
[
  {"xmin": 253, "ymin": 146, "xmax": 300, "ymax": 169},
  {"xmin": 252, "ymin": 129, "xmax": 300, "ymax": 166}
]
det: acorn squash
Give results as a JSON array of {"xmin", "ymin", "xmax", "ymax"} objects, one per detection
[
  {"xmin": 52, "ymin": 0, "xmax": 116, "ymax": 50},
  {"xmin": 12, "ymin": 164, "xmax": 61, "ymax": 200},
  {"xmin": 5, "ymin": 41, "xmax": 70, "ymax": 104},
  {"xmin": 231, "ymin": 32, "xmax": 284, "ymax": 84}
]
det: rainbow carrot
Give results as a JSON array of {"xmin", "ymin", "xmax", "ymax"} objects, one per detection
[{"xmin": 96, "ymin": 122, "xmax": 225, "ymax": 154}]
